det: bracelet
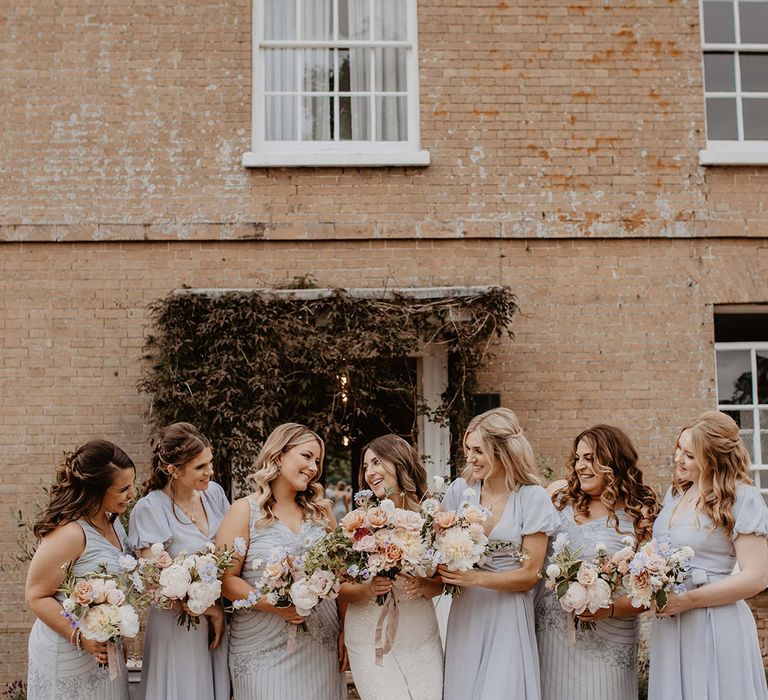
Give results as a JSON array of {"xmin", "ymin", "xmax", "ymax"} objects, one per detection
[{"xmin": 609, "ymin": 603, "xmax": 615, "ymax": 618}]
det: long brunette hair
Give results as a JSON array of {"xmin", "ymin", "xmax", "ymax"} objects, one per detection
[
  {"xmin": 358, "ymin": 435, "xmax": 428, "ymax": 510},
  {"xmin": 34, "ymin": 440, "xmax": 135, "ymax": 539}
]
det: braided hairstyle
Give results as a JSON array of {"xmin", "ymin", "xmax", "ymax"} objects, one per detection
[
  {"xmin": 33, "ymin": 440, "xmax": 135, "ymax": 539},
  {"xmin": 142, "ymin": 422, "xmax": 211, "ymax": 496}
]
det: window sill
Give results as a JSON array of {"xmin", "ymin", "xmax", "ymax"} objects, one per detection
[
  {"xmin": 242, "ymin": 149, "xmax": 431, "ymax": 168},
  {"xmin": 699, "ymin": 141, "xmax": 768, "ymax": 166}
]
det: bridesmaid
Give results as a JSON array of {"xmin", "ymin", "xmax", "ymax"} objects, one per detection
[
  {"xmin": 438, "ymin": 408, "xmax": 559, "ymax": 700},
  {"xmin": 128, "ymin": 422, "xmax": 230, "ymax": 700},
  {"xmin": 649, "ymin": 411, "xmax": 768, "ymax": 699},
  {"xmin": 340, "ymin": 435, "xmax": 443, "ymax": 700},
  {"xmin": 536, "ymin": 424, "xmax": 660, "ymax": 700},
  {"xmin": 216, "ymin": 423, "xmax": 346, "ymax": 700},
  {"xmin": 26, "ymin": 440, "xmax": 136, "ymax": 699}
]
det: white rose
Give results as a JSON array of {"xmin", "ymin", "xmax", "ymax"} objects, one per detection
[
  {"xmin": 89, "ymin": 579, "xmax": 108, "ymax": 604},
  {"xmin": 420, "ymin": 498, "xmax": 440, "ymax": 516},
  {"xmin": 576, "ymin": 564, "xmax": 598, "ymax": 587},
  {"xmin": 181, "ymin": 555, "xmax": 198, "ymax": 571},
  {"xmin": 105, "ymin": 588, "xmax": 125, "ymax": 606},
  {"xmin": 150, "ymin": 543, "xmax": 165, "ymax": 558},
  {"xmin": 118, "ymin": 604, "xmax": 140, "ymax": 638},
  {"xmin": 585, "ymin": 578, "xmax": 612, "ymax": 613},
  {"xmin": 159, "ymin": 564, "xmax": 192, "ymax": 599},
  {"xmin": 186, "ymin": 581, "xmax": 221, "ymax": 615},
  {"xmin": 379, "ymin": 499, "xmax": 396, "ymax": 514},
  {"xmin": 559, "ymin": 582, "xmax": 588, "ymax": 615},
  {"xmin": 289, "ymin": 579, "xmax": 320, "ymax": 617},
  {"xmin": 118, "ymin": 554, "xmax": 138, "ymax": 572},
  {"xmin": 545, "ymin": 564, "xmax": 561, "ymax": 580}
]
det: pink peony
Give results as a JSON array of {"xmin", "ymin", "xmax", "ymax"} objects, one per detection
[{"xmin": 560, "ymin": 582, "xmax": 588, "ymax": 615}]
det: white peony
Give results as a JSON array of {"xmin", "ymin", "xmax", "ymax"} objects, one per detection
[
  {"xmin": 585, "ymin": 578, "xmax": 612, "ymax": 613},
  {"xmin": 118, "ymin": 554, "xmax": 138, "ymax": 572},
  {"xmin": 80, "ymin": 604, "xmax": 121, "ymax": 642},
  {"xmin": 420, "ymin": 498, "xmax": 440, "ymax": 516},
  {"xmin": 559, "ymin": 582, "xmax": 588, "ymax": 615},
  {"xmin": 436, "ymin": 526, "xmax": 485, "ymax": 571},
  {"xmin": 159, "ymin": 564, "xmax": 192, "ymax": 599},
  {"xmin": 150, "ymin": 543, "xmax": 165, "ymax": 557},
  {"xmin": 186, "ymin": 580, "xmax": 221, "ymax": 615},
  {"xmin": 118, "ymin": 604, "xmax": 140, "ymax": 638},
  {"xmin": 289, "ymin": 579, "xmax": 320, "ymax": 617},
  {"xmin": 545, "ymin": 564, "xmax": 561, "ymax": 580},
  {"xmin": 181, "ymin": 555, "xmax": 198, "ymax": 571},
  {"xmin": 105, "ymin": 588, "xmax": 125, "ymax": 606}
]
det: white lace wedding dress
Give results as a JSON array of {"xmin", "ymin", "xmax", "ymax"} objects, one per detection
[{"xmin": 345, "ymin": 579, "xmax": 443, "ymax": 700}]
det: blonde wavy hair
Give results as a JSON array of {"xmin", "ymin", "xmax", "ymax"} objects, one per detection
[
  {"xmin": 553, "ymin": 425, "xmax": 659, "ymax": 542},
  {"xmin": 247, "ymin": 423, "xmax": 331, "ymax": 528},
  {"xmin": 462, "ymin": 408, "xmax": 540, "ymax": 491},
  {"xmin": 673, "ymin": 411, "xmax": 752, "ymax": 536},
  {"xmin": 358, "ymin": 434, "xmax": 427, "ymax": 511}
]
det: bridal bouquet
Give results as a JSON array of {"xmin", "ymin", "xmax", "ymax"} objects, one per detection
[
  {"xmin": 138, "ymin": 542, "xmax": 239, "ymax": 629},
  {"xmin": 427, "ymin": 486, "xmax": 526, "ymax": 597},
  {"xmin": 59, "ymin": 556, "xmax": 143, "ymax": 678},
  {"xmin": 626, "ymin": 538, "xmax": 694, "ymax": 610},
  {"xmin": 544, "ymin": 533, "xmax": 635, "ymax": 631}
]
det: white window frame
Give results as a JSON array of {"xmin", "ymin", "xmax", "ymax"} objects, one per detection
[
  {"xmin": 715, "ymin": 341, "xmax": 768, "ymax": 493},
  {"xmin": 699, "ymin": 0, "xmax": 768, "ymax": 165},
  {"xmin": 243, "ymin": 0, "xmax": 430, "ymax": 168}
]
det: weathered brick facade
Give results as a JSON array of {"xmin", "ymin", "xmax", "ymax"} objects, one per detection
[{"xmin": 2, "ymin": 0, "xmax": 767, "ymax": 683}]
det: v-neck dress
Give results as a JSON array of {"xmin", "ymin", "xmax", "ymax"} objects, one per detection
[
  {"xmin": 442, "ymin": 478, "xmax": 559, "ymax": 700},
  {"xmin": 27, "ymin": 519, "xmax": 130, "ymax": 700},
  {"xmin": 535, "ymin": 505, "xmax": 639, "ymax": 700},
  {"xmin": 228, "ymin": 497, "xmax": 345, "ymax": 700},
  {"xmin": 127, "ymin": 481, "xmax": 231, "ymax": 700},
  {"xmin": 648, "ymin": 483, "xmax": 768, "ymax": 700}
]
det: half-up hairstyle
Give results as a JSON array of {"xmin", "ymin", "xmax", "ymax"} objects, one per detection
[
  {"xmin": 34, "ymin": 440, "xmax": 136, "ymax": 539},
  {"xmin": 553, "ymin": 425, "xmax": 660, "ymax": 542},
  {"xmin": 673, "ymin": 411, "xmax": 752, "ymax": 536},
  {"xmin": 247, "ymin": 423, "xmax": 330, "ymax": 528},
  {"xmin": 143, "ymin": 422, "xmax": 211, "ymax": 496},
  {"xmin": 461, "ymin": 408, "xmax": 540, "ymax": 491},
  {"xmin": 359, "ymin": 435, "xmax": 428, "ymax": 510}
]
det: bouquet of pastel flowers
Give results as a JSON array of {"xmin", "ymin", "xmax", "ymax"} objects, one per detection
[
  {"xmin": 625, "ymin": 538, "xmax": 694, "ymax": 611},
  {"xmin": 138, "ymin": 541, "xmax": 239, "ymax": 629},
  {"xmin": 544, "ymin": 532, "xmax": 636, "ymax": 632},
  {"xmin": 59, "ymin": 554, "xmax": 144, "ymax": 678},
  {"xmin": 426, "ymin": 485, "xmax": 527, "ymax": 597}
]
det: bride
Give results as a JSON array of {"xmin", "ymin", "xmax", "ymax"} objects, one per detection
[{"xmin": 340, "ymin": 435, "xmax": 443, "ymax": 700}]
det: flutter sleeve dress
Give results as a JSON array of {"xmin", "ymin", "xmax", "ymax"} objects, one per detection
[
  {"xmin": 442, "ymin": 477, "xmax": 559, "ymax": 700},
  {"xmin": 648, "ymin": 482, "xmax": 768, "ymax": 700},
  {"xmin": 127, "ymin": 481, "xmax": 231, "ymax": 700},
  {"xmin": 228, "ymin": 497, "xmax": 345, "ymax": 700},
  {"xmin": 535, "ymin": 505, "xmax": 640, "ymax": 700},
  {"xmin": 27, "ymin": 518, "xmax": 131, "ymax": 700}
]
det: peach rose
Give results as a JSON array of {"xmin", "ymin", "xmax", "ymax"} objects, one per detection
[
  {"xmin": 576, "ymin": 564, "xmax": 598, "ymax": 586},
  {"xmin": 340, "ymin": 509, "xmax": 366, "ymax": 535},
  {"xmin": 105, "ymin": 588, "xmax": 125, "ymax": 606},
  {"xmin": 433, "ymin": 511, "xmax": 458, "ymax": 529},
  {"xmin": 155, "ymin": 550, "xmax": 173, "ymax": 569},
  {"xmin": 384, "ymin": 545, "xmax": 403, "ymax": 562},
  {"xmin": 72, "ymin": 580, "xmax": 94, "ymax": 605},
  {"xmin": 365, "ymin": 507, "xmax": 389, "ymax": 528},
  {"xmin": 463, "ymin": 505, "xmax": 487, "ymax": 525},
  {"xmin": 265, "ymin": 561, "xmax": 285, "ymax": 579}
]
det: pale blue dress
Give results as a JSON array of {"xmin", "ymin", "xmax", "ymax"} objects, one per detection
[
  {"xmin": 127, "ymin": 482, "xmax": 230, "ymax": 700},
  {"xmin": 535, "ymin": 505, "xmax": 639, "ymax": 700},
  {"xmin": 228, "ymin": 497, "xmax": 345, "ymax": 700},
  {"xmin": 27, "ymin": 519, "xmax": 130, "ymax": 700},
  {"xmin": 442, "ymin": 478, "xmax": 559, "ymax": 700},
  {"xmin": 649, "ymin": 483, "xmax": 768, "ymax": 700}
]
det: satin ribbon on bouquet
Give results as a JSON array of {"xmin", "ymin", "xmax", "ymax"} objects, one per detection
[
  {"xmin": 374, "ymin": 592, "xmax": 400, "ymax": 666},
  {"xmin": 106, "ymin": 640, "xmax": 121, "ymax": 680}
]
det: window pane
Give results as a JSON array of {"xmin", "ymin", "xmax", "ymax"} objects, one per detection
[
  {"xmin": 340, "ymin": 96, "xmax": 370, "ymax": 140},
  {"xmin": 725, "ymin": 409, "xmax": 755, "ymax": 461},
  {"xmin": 761, "ymin": 409, "xmax": 768, "ymax": 464},
  {"xmin": 303, "ymin": 49, "xmax": 334, "ymax": 91},
  {"xmin": 759, "ymin": 351, "xmax": 768, "ymax": 403},
  {"xmin": 703, "ymin": 1, "xmax": 736, "ymax": 43},
  {"xmin": 374, "ymin": 0, "xmax": 407, "ymax": 40},
  {"xmin": 265, "ymin": 49, "xmax": 298, "ymax": 92},
  {"xmin": 376, "ymin": 96, "xmax": 408, "ymax": 141},
  {"xmin": 339, "ymin": 49, "xmax": 370, "ymax": 92},
  {"xmin": 339, "ymin": 0, "xmax": 370, "ymax": 40},
  {"xmin": 374, "ymin": 48, "xmax": 408, "ymax": 92},
  {"xmin": 265, "ymin": 96, "xmax": 298, "ymax": 140},
  {"xmin": 717, "ymin": 350, "xmax": 753, "ymax": 403},
  {"xmin": 264, "ymin": 0, "xmax": 297, "ymax": 39},
  {"xmin": 302, "ymin": 95, "xmax": 333, "ymax": 140},
  {"xmin": 743, "ymin": 99, "xmax": 768, "ymax": 140},
  {"xmin": 740, "ymin": 2, "xmax": 768, "ymax": 43},
  {"xmin": 704, "ymin": 52, "xmax": 736, "ymax": 91},
  {"xmin": 301, "ymin": 0, "xmax": 333, "ymax": 40},
  {"xmin": 706, "ymin": 97, "xmax": 739, "ymax": 139},
  {"xmin": 740, "ymin": 53, "xmax": 768, "ymax": 92}
]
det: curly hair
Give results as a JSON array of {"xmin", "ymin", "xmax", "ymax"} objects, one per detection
[
  {"xmin": 142, "ymin": 422, "xmax": 211, "ymax": 496},
  {"xmin": 673, "ymin": 411, "xmax": 752, "ymax": 536},
  {"xmin": 34, "ymin": 440, "xmax": 136, "ymax": 539},
  {"xmin": 358, "ymin": 434, "xmax": 427, "ymax": 511},
  {"xmin": 246, "ymin": 423, "xmax": 331, "ymax": 528},
  {"xmin": 461, "ymin": 407, "xmax": 540, "ymax": 491},
  {"xmin": 553, "ymin": 425, "xmax": 659, "ymax": 543}
]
